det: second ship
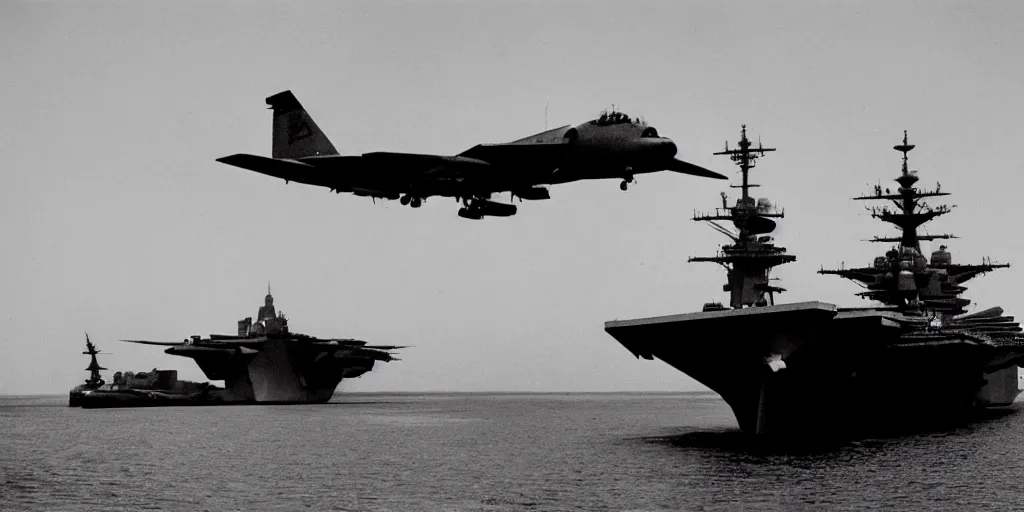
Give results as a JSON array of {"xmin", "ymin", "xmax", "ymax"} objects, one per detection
[
  {"xmin": 74, "ymin": 289, "xmax": 402, "ymax": 408},
  {"xmin": 605, "ymin": 127, "xmax": 1024, "ymax": 436}
]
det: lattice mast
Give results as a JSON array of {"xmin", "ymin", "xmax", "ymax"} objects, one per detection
[
  {"xmin": 857, "ymin": 131, "xmax": 956, "ymax": 249},
  {"xmin": 689, "ymin": 126, "xmax": 795, "ymax": 309},
  {"xmin": 82, "ymin": 333, "xmax": 106, "ymax": 387},
  {"xmin": 819, "ymin": 131, "xmax": 1008, "ymax": 314}
]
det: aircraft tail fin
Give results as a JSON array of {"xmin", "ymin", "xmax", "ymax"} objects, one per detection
[{"xmin": 266, "ymin": 90, "xmax": 339, "ymax": 159}]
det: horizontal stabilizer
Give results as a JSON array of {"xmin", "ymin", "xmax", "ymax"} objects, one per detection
[
  {"xmin": 665, "ymin": 159, "xmax": 728, "ymax": 180},
  {"xmin": 216, "ymin": 154, "xmax": 323, "ymax": 185}
]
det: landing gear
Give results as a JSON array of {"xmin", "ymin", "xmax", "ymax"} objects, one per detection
[
  {"xmin": 400, "ymin": 195, "xmax": 422, "ymax": 208},
  {"xmin": 620, "ymin": 176, "xmax": 634, "ymax": 191},
  {"xmin": 458, "ymin": 196, "xmax": 486, "ymax": 219}
]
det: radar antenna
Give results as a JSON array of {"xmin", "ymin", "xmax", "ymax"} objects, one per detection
[{"xmin": 712, "ymin": 124, "xmax": 776, "ymax": 200}]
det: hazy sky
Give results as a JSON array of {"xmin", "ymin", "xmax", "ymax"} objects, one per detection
[{"xmin": 2, "ymin": 1, "xmax": 1023, "ymax": 395}]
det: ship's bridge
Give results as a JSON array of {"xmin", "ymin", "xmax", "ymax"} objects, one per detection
[{"xmin": 239, "ymin": 290, "xmax": 291, "ymax": 336}]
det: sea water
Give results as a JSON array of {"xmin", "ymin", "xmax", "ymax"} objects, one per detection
[{"xmin": 2, "ymin": 393, "xmax": 1023, "ymax": 511}]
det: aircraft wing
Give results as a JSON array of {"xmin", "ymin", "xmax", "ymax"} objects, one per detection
[
  {"xmin": 663, "ymin": 159, "xmax": 728, "ymax": 180},
  {"xmin": 361, "ymin": 152, "xmax": 495, "ymax": 179},
  {"xmin": 218, "ymin": 149, "xmax": 553, "ymax": 198}
]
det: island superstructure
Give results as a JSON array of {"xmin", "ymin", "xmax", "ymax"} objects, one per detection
[
  {"xmin": 817, "ymin": 131, "xmax": 1002, "ymax": 312},
  {"xmin": 71, "ymin": 289, "xmax": 402, "ymax": 408},
  {"xmin": 817, "ymin": 131, "xmax": 1023, "ymax": 414},
  {"xmin": 604, "ymin": 128, "xmax": 1024, "ymax": 436},
  {"xmin": 689, "ymin": 125, "xmax": 795, "ymax": 310}
]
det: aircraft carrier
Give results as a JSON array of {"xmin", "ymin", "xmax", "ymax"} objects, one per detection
[
  {"xmin": 71, "ymin": 290, "xmax": 401, "ymax": 408},
  {"xmin": 604, "ymin": 127, "xmax": 1024, "ymax": 436}
]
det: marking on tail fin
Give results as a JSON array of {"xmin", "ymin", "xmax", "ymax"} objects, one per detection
[
  {"xmin": 265, "ymin": 90, "xmax": 339, "ymax": 158},
  {"xmin": 287, "ymin": 113, "xmax": 312, "ymax": 144}
]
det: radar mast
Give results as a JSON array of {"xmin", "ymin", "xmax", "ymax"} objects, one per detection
[
  {"xmin": 819, "ymin": 131, "xmax": 1009, "ymax": 316},
  {"xmin": 82, "ymin": 333, "xmax": 106, "ymax": 387},
  {"xmin": 690, "ymin": 126, "xmax": 795, "ymax": 309}
]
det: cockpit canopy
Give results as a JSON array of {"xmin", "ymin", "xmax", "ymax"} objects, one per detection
[{"xmin": 591, "ymin": 109, "xmax": 646, "ymax": 127}]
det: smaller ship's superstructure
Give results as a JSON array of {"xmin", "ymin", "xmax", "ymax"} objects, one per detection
[
  {"xmin": 690, "ymin": 125, "xmax": 795, "ymax": 309},
  {"xmin": 82, "ymin": 334, "xmax": 106, "ymax": 388},
  {"xmin": 69, "ymin": 334, "xmax": 213, "ymax": 407},
  {"xmin": 68, "ymin": 334, "xmax": 107, "ymax": 406}
]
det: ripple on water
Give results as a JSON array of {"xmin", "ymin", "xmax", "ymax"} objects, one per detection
[{"xmin": 3, "ymin": 394, "xmax": 1024, "ymax": 511}]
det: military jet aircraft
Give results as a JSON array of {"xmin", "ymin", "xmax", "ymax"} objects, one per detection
[{"xmin": 217, "ymin": 90, "xmax": 726, "ymax": 219}]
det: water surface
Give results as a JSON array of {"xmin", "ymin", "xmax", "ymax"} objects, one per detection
[{"xmin": 3, "ymin": 393, "xmax": 1022, "ymax": 511}]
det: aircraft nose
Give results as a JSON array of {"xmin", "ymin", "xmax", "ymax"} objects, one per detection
[{"xmin": 663, "ymin": 138, "xmax": 678, "ymax": 157}]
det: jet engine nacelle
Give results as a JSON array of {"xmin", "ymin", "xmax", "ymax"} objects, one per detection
[
  {"xmin": 458, "ymin": 199, "xmax": 517, "ymax": 219},
  {"xmin": 458, "ymin": 208, "xmax": 483, "ymax": 220},
  {"xmin": 477, "ymin": 199, "xmax": 517, "ymax": 217},
  {"xmin": 513, "ymin": 187, "xmax": 551, "ymax": 200}
]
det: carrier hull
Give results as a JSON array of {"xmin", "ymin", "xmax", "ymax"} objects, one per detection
[{"xmin": 605, "ymin": 302, "xmax": 1024, "ymax": 436}]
